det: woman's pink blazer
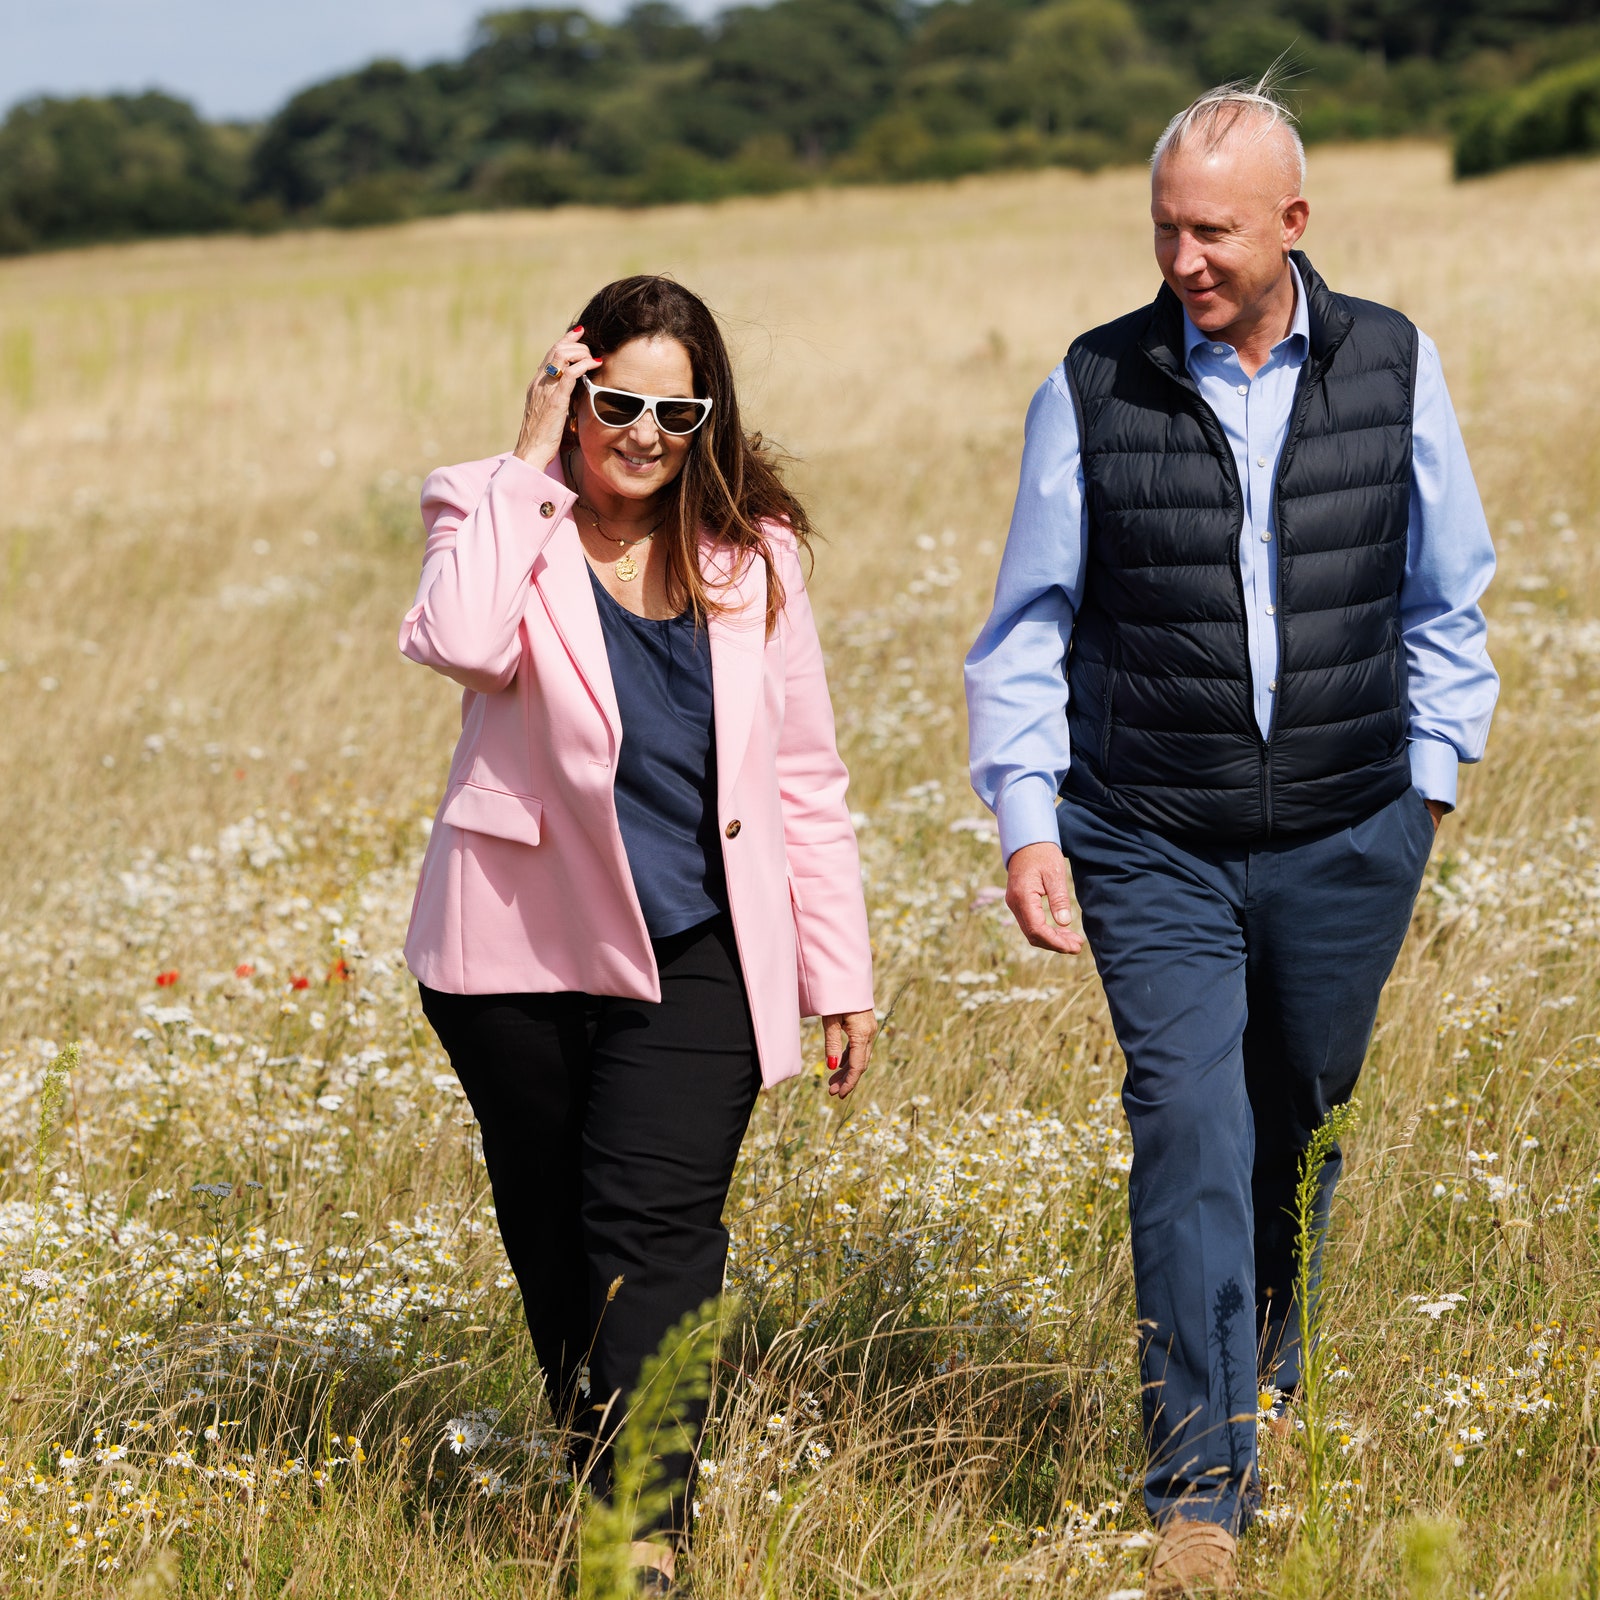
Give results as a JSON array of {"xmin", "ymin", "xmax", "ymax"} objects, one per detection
[{"xmin": 399, "ymin": 452, "xmax": 874, "ymax": 1088}]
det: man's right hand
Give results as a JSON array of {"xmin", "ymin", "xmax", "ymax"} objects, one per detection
[{"xmin": 1005, "ymin": 841, "xmax": 1084, "ymax": 955}]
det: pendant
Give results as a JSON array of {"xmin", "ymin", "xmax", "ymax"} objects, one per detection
[{"xmin": 615, "ymin": 553, "xmax": 639, "ymax": 582}]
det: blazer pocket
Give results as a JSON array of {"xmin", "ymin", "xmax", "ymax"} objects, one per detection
[{"xmin": 438, "ymin": 781, "xmax": 543, "ymax": 847}]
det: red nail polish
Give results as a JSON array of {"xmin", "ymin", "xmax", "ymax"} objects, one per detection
[{"xmin": 827, "ymin": 1055, "xmax": 841, "ymax": 1071}]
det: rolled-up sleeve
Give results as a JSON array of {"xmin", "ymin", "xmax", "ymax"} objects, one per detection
[
  {"xmin": 1402, "ymin": 334, "xmax": 1500, "ymax": 809},
  {"xmin": 964, "ymin": 368, "xmax": 1088, "ymax": 861}
]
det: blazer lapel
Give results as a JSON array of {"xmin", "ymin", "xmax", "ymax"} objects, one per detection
[
  {"xmin": 532, "ymin": 517, "xmax": 622, "ymax": 747},
  {"xmin": 704, "ymin": 536, "xmax": 766, "ymax": 809}
]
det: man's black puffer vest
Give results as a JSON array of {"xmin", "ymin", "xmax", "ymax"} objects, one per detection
[{"xmin": 1062, "ymin": 251, "xmax": 1418, "ymax": 844}]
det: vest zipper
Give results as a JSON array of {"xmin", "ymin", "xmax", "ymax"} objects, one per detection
[
  {"xmin": 1259, "ymin": 356, "xmax": 1317, "ymax": 843},
  {"xmin": 1197, "ymin": 395, "xmax": 1271, "ymax": 837},
  {"xmin": 1260, "ymin": 740, "xmax": 1273, "ymax": 838}
]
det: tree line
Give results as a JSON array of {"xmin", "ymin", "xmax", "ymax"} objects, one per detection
[{"xmin": 3, "ymin": 0, "xmax": 1599, "ymax": 254}]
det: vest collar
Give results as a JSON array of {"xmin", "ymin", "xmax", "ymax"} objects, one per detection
[{"xmin": 1139, "ymin": 249, "xmax": 1353, "ymax": 384}]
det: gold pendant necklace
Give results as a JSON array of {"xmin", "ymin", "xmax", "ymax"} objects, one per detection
[{"xmin": 576, "ymin": 498, "xmax": 663, "ymax": 583}]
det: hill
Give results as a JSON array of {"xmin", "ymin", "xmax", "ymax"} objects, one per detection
[{"xmin": 5, "ymin": 0, "xmax": 1600, "ymax": 250}]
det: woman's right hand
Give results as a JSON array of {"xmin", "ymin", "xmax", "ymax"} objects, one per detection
[{"xmin": 514, "ymin": 327, "xmax": 603, "ymax": 468}]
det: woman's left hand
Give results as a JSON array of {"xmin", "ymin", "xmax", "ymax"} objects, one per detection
[{"xmin": 822, "ymin": 1010, "xmax": 877, "ymax": 1099}]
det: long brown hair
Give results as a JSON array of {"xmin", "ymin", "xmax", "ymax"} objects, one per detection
[{"xmin": 565, "ymin": 275, "xmax": 811, "ymax": 635}]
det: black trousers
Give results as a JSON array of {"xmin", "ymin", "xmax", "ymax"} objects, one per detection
[{"xmin": 419, "ymin": 914, "xmax": 760, "ymax": 1538}]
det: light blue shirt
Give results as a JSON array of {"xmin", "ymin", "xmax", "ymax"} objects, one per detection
[{"xmin": 965, "ymin": 264, "xmax": 1499, "ymax": 860}]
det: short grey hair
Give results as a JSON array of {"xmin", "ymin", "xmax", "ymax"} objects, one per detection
[{"xmin": 1151, "ymin": 73, "xmax": 1307, "ymax": 193}]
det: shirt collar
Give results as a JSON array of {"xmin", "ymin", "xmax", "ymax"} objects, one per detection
[{"xmin": 1182, "ymin": 259, "xmax": 1309, "ymax": 369}]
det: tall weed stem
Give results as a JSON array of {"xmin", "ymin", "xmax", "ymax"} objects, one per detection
[{"xmin": 1294, "ymin": 1097, "xmax": 1360, "ymax": 1546}]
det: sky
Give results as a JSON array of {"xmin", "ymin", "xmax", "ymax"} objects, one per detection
[{"xmin": 1, "ymin": 0, "xmax": 724, "ymax": 122}]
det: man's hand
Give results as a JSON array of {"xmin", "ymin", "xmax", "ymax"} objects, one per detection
[
  {"xmin": 1425, "ymin": 799, "xmax": 1447, "ymax": 833},
  {"xmin": 1005, "ymin": 841, "xmax": 1085, "ymax": 954}
]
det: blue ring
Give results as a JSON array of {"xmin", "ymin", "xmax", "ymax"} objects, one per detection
[{"xmin": 543, "ymin": 362, "xmax": 562, "ymax": 378}]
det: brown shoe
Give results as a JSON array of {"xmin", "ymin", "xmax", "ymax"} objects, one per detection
[{"xmin": 1145, "ymin": 1517, "xmax": 1238, "ymax": 1597}]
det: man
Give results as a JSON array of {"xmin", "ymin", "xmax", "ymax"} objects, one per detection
[{"xmin": 964, "ymin": 81, "xmax": 1496, "ymax": 1595}]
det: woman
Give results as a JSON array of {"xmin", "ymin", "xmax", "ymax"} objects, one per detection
[{"xmin": 399, "ymin": 275, "xmax": 876, "ymax": 1588}]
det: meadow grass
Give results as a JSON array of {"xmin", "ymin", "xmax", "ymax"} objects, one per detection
[{"xmin": 0, "ymin": 143, "xmax": 1597, "ymax": 1596}]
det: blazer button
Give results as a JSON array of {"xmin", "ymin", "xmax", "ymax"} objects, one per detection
[
  {"xmin": 539, "ymin": 501, "xmax": 556, "ymax": 518},
  {"xmin": 725, "ymin": 819, "xmax": 741, "ymax": 839}
]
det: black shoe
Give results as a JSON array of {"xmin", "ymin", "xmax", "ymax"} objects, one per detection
[{"xmin": 635, "ymin": 1567, "xmax": 676, "ymax": 1597}]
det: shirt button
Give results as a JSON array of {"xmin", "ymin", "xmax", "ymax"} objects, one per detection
[
  {"xmin": 1211, "ymin": 344, "xmax": 1225, "ymax": 356},
  {"xmin": 1265, "ymin": 603, "xmax": 1276, "ymax": 616},
  {"xmin": 1268, "ymin": 679, "xmax": 1278, "ymax": 693},
  {"xmin": 725, "ymin": 819, "xmax": 741, "ymax": 839},
  {"xmin": 539, "ymin": 501, "xmax": 556, "ymax": 518},
  {"xmin": 1236, "ymin": 383, "xmax": 1248, "ymax": 395},
  {"xmin": 1260, "ymin": 530, "xmax": 1272, "ymax": 542},
  {"xmin": 1256, "ymin": 456, "xmax": 1268, "ymax": 468}
]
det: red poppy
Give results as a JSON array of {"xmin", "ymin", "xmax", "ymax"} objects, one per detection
[
  {"xmin": 155, "ymin": 970, "xmax": 179, "ymax": 988},
  {"xmin": 326, "ymin": 958, "xmax": 352, "ymax": 984},
  {"xmin": 234, "ymin": 963, "xmax": 255, "ymax": 979},
  {"xmin": 289, "ymin": 975, "xmax": 311, "ymax": 991}
]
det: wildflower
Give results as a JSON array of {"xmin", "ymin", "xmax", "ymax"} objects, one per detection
[
  {"xmin": 289, "ymin": 976, "xmax": 311, "ymax": 991},
  {"xmin": 234, "ymin": 963, "xmax": 255, "ymax": 978},
  {"xmin": 327, "ymin": 958, "xmax": 351, "ymax": 983},
  {"xmin": 1410, "ymin": 1293, "xmax": 1466, "ymax": 1320},
  {"xmin": 444, "ymin": 1416, "xmax": 489, "ymax": 1455},
  {"xmin": 155, "ymin": 970, "xmax": 179, "ymax": 988}
]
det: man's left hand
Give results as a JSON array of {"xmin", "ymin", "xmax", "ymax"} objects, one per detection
[{"xmin": 1425, "ymin": 799, "xmax": 1447, "ymax": 833}]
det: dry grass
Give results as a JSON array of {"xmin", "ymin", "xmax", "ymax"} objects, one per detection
[{"xmin": 0, "ymin": 143, "xmax": 1597, "ymax": 1597}]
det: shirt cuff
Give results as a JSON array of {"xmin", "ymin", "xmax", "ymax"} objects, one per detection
[
  {"xmin": 1408, "ymin": 739, "xmax": 1459, "ymax": 809},
  {"xmin": 995, "ymin": 776, "xmax": 1065, "ymax": 862}
]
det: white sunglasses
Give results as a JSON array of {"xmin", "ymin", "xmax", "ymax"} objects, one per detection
[{"xmin": 581, "ymin": 376, "xmax": 713, "ymax": 436}]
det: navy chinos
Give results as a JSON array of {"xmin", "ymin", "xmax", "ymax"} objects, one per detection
[{"xmin": 1057, "ymin": 784, "xmax": 1435, "ymax": 1532}]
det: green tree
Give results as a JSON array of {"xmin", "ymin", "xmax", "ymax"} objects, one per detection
[
  {"xmin": 0, "ymin": 93, "xmax": 244, "ymax": 253},
  {"xmin": 671, "ymin": 0, "xmax": 913, "ymax": 162},
  {"xmin": 246, "ymin": 60, "xmax": 462, "ymax": 212}
]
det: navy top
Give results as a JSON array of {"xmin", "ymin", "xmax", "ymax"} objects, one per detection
[{"xmin": 588, "ymin": 566, "xmax": 728, "ymax": 939}]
